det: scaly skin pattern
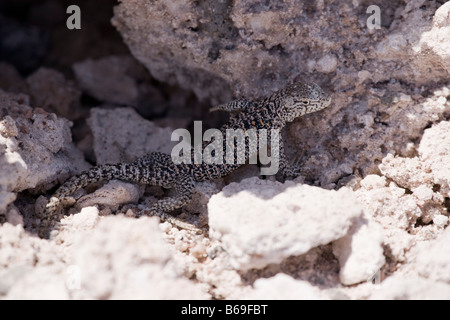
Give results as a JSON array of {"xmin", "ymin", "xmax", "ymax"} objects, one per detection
[{"xmin": 39, "ymin": 82, "xmax": 331, "ymax": 237}]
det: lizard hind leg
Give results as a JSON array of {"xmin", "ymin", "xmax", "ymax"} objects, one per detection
[{"xmin": 140, "ymin": 175, "xmax": 201, "ymax": 232}]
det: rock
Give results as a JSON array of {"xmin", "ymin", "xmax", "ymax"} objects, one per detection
[
  {"xmin": 183, "ymin": 181, "xmax": 221, "ymax": 228},
  {"xmin": 0, "ymin": 223, "xmax": 58, "ymax": 269},
  {"xmin": 415, "ymin": 2, "xmax": 450, "ymax": 78},
  {"xmin": 0, "ymin": 91, "xmax": 89, "ymax": 215},
  {"xmin": 415, "ymin": 227, "xmax": 450, "ymax": 284},
  {"xmin": 70, "ymin": 216, "xmax": 208, "ymax": 299},
  {"xmin": 72, "ymin": 55, "xmax": 196, "ymax": 119},
  {"xmin": 0, "ymin": 222, "xmax": 66, "ymax": 299},
  {"xmin": 5, "ymin": 266, "xmax": 70, "ymax": 300},
  {"xmin": 75, "ymin": 180, "xmax": 140, "ymax": 212},
  {"xmin": 243, "ymin": 273, "xmax": 327, "ymax": 300},
  {"xmin": 87, "ymin": 107, "xmax": 178, "ymax": 164},
  {"xmin": 73, "ymin": 56, "xmax": 142, "ymax": 106},
  {"xmin": 363, "ymin": 121, "xmax": 450, "ymax": 264},
  {"xmin": 57, "ymin": 206, "xmax": 101, "ymax": 239},
  {"xmin": 332, "ymin": 214, "xmax": 385, "ymax": 286},
  {"xmin": 314, "ymin": 54, "xmax": 338, "ymax": 74},
  {"xmin": 418, "ymin": 121, "xmax": 450, "ymax": 197},
  {"xmin": 112, "ymin": 0, "xmax": 450, "ymax": 190},
  {"xmin": 112, "ymin": 1, "xmax": 448, "ymax": 97},
  {"xmin": 379, "ymin": 121, "xmax": 450, "ymax": 200},
  {"xmin": 26, "ymin": 68, "xmax": 82, "ymax": 120},
  {"xmin": 1, "ymin": 215, "xmax": 208, "ymax": 299},
  {"xmin": 375, "ymin": 1, "xmax": 449, "ymax": 85},
  {"xmin": 5, "ymin": 205, "xmax": 23, "ymax": 226},
  {"xmin": 369, "ymin": 276, "xmax": 450, "ymax": 300},
  {"xmin": 1, "ymin": 0, "xmax": 450, "ymax": 301},
  {"xmin": 378, "ymin": 155, "xmax": 433, "ymax": 190},
  {"xmin": 356, "ymin": 173, "xmax": 437, "ymax": 262},
  {"xmin": 208, "ymin": 177, "xmax": 364, "ymax": 271}
]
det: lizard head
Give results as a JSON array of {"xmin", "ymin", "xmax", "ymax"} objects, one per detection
[{"xmin": 278, "ymin": 82, "xmax": 331, "ymax": 122}]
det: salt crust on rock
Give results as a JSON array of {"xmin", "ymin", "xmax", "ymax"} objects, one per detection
[
  {"xmin": 1, "ymin": 212, "xmax": 208, "ymax": 299},
  {"xmin": 208, "ymin": 176, "xmax": 384, "ymax": 281},
  {"xmin": 1, "ymin": 0, "xmax": 450, "ymax": 300},
  {"xmin": 242, "ymin": 273, "xmax": 327, "ymax": 300}
]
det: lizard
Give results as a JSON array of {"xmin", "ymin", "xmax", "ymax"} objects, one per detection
[{"xmin": 39, "ymin": 82, "xmax": 331, "ymax": 237}]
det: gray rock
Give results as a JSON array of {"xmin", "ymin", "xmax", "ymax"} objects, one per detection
[{"xmin": 87, "ymin": 107, "xmax": 178, "ymax": 164}]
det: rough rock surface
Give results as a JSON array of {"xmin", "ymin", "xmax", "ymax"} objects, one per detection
[
  {"xmin": 415, "ymin": 226, "xmax": 450, "ymax": 285},
  {"xmin": 369, "ymin": 276, "xmax": 450, "ymax": 300},
  {"xmin": 208, "ymin": 177, "xmax": 374, "ymax": 272},
  {"xmin": 0, "ymin": 0, "xmax": 449, "ymax": 300},
  {"xmin": 27, "ymin": 68, "xmax": 82, "ymax": 121},
  {"xmin": 87, "ymin": 107, "xmax": 178, "ymax": 164},
  {"xmin": 73, "ymin": 56, "xmax": 142, "ymax": 106},
  {"xmin": 112, "ymin": 0, "xmax": 450, "ymax": 189},
  {"xmin": 241, "ymin": 273, "xmax": 327, "ymax": 300},
  {"xmin": 0, "ymin": 91, "xmax": 88, "ymax": 218},
  {"xmin": 1, "ymin": 212, "xmax": 208, "ymax": 299},
  {"xmin": 332, "ymin": 213, "xmax": 385, "ymax": 286},
  {"xmin": 111, "ymin": 0, "xmax": 449, "ymax": 100}
]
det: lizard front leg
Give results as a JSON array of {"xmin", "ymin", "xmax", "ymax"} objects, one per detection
[{"xmin": 277, "ymin": 139, "xmax": 305, "ymax": 179}]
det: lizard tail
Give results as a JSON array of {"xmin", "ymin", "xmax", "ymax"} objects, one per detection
[{"xmin": 39, "ymin": 163, "xmax": 138, "ymax": 238}]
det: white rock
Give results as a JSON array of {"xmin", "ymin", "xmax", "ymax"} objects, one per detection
[
  {"xmin": 71, "ymin": 216, "xmax": 208, "ymax": 299},
  {"xmin": 5, "ymin": 267, "xmax": 70, "ymax": 300},
  {"xmin": 208, "ymin": 177, "xmax": 364, "ymax": 271},
  {"xmin": 316, "ymin": 54, "xmax": 338, "ymax": 73},
  {"xmin": 370, "ymin": 276, "xmax": 450, "ymax": 300},
  {"xmin": 243, "ymin": 273, "xmax": 327, "ymax": 300},
  {"xmin": 418, "ymin": 2, "xmax": 450, "ymax": 74},
  {"xmin": 415, "ymin": 227, "xmax": 450, "ymax": 284},
  {"xmin": 332, "ymin": 214, "xmax": 385, "ymax": 286},
  {"xmin": 433, "ymin": 215, "xmax": 448, "ymax": 228},
  {"xmin": 0, "ymin": 223, "xmax": 68, "ymax": 299},
  {"xmin": 0, "ymin": 91, "xmax": 89, "ymax": 213},
  {"xmin": 58, "ymin": 206, "xmax": 101, "ymax": 235},
  {"xmin": 418, "ymin": 121, "xmax": 450, "ymax": 196}
]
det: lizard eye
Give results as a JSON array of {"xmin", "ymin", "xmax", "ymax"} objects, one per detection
[{"xmin": 292, "ymin": 99, "xmax": 309, "ymax": 106}]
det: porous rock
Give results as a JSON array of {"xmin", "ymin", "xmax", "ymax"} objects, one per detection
[
  {"xmin": 69, "ymin": 216, "xmax": 208, "ymax": 299},
  {"xmin": 73, "ymin": 55, "xmax": 142, "ymax": 106},
  {"xmin": 0, "ymin": 91, "xmax": 88, "ymax": 215},
  {"xmin": 1, "ymin": 213, "xmax": 208, "ymax": 299},
  {"xmin": 26, "ymin": 68, "xmax": 82, "ymax": 121},
  {"xmin": 415, "ymin": 226, "xmax": 450, "ymax": 284},
  {"xmin": 332, "ymin": 213, "xmax": 385, "ymax": 286},
  {"xmin": 87, "ymin": 107, "xmax": 178, "ymax": 164},
  {"xmin": 369, "ymin": 276, "xmax": 450, "ymax": 300},
  {"xmin": 242, "ymin": 273, "xmax": 327, "ymax": 300},
  {"xmin": 208, "ymin": 177, "xmax": 366, "ymax": 271}
]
